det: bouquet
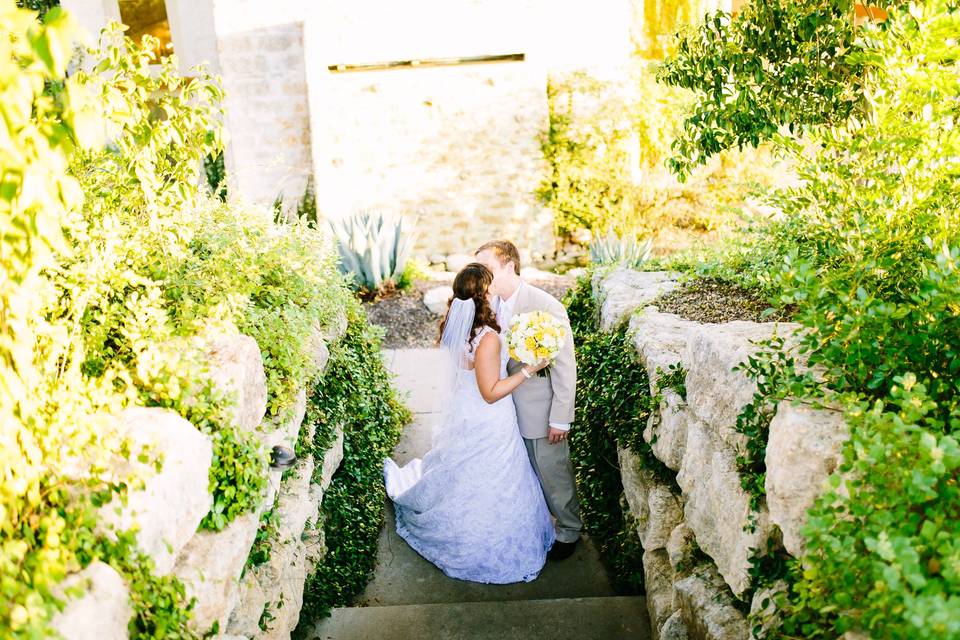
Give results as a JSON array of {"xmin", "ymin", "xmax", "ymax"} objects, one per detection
[{"xmin": 506, "ymin": 311, "xmax": 566, "ymax": 376}]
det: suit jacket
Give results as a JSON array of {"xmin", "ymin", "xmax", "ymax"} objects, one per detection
[{"xmin": 502, "ymin": 283, "xmax": 577, "ymax": 439}]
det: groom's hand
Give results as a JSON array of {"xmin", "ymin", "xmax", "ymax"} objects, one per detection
[{"xmin": 547, "ymin": 427, "xmax": 568, "ymax": 445}]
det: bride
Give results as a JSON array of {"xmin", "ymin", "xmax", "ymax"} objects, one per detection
[{"xmin": 383, "ymin": 263, "xmax": 556, "ymax": 584}]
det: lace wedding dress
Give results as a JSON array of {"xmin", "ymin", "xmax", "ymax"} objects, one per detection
[{"xmin": 383, "ymin": 326, "xmax": 555, "ymax": 583}]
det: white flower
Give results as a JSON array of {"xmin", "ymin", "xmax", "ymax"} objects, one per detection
[{"xmin": 505, "ymin": 311, "xmax": 566, "ymax": 366}]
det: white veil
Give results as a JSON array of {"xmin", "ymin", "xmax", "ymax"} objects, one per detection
[
  {"xmin": 439, "ymin": 297, "xmax": 476, "ymax": 370},
  {"xmin": 434, "ymin": 297, "xmax": 475, "ymax": 445}
]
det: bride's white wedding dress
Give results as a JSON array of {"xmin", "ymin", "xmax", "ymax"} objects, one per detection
[{"xmin": 383, "ymin": 327, "xmax": 555, "ymax": 583}]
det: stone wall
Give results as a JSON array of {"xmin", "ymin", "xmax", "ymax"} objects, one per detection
[
  {"xmin": 305, "ymin": 0, "xmax": 635, "ymax": 259},
  {"xmin": 216, "ymin": 19, "xmax": 315, "ymax": 211},
  {"xmin": 63, "ymin": 0, "xmax": 637, "ymax": 259},
  {"xmin": 50, "ymin": 319, "xmax": 348, "ymax": 640},
  {"xmin": 595, "ymin": 268, "xmax": 849, "ymax": 639},
  {"xmin": 312, "ymin": 61, "xmax": 554, "ymax": 258}
]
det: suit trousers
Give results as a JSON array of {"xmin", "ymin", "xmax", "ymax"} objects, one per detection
[{"xmin": 523, "ymin": 436, "xmax": 583, "ymax": 543}]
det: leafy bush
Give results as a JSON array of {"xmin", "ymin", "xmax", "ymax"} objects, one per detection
[
  {"xmin": 662, "ymin": 1, "xmax": 960, "ymax": 636},
  {"xmin": 295, "ymin": 302, "xmax": 410, "ymax": 629},
  {"xmin": 657, "ymin": 0, "xmax": 900, "ymax": 176},
  {"xmin": 538, "ymin": 65, "xmax": 775, "ymax": 251},
  {"xmin": 0, "ymin": 7, "xmax": 356, "ymax": 636}
]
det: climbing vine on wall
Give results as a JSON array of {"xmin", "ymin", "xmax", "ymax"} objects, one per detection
[{"xmin": 294, "ymin": 302, "xmax": 410, "ymax": 632}]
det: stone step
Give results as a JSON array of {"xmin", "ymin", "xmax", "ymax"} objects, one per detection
[{"xmin": 308, "ymin": 596, "xmax": 650, "ymax": 640}]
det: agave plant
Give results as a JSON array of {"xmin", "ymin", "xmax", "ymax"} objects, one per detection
[
  {"xmin": 589, "ymin": 229, "xmax": 652, "ymax": 269},
  {"xmin": 329, "ymin": 210, "xmax": 418, "ymax": 292}
]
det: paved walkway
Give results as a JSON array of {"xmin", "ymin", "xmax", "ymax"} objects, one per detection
[{"xmin": 309, "ymin": 349, "xmax": 649, "ymax": 640}]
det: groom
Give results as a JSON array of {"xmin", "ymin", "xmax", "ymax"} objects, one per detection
[{"xmin": 475, "ymin": 240, "xmax": 583, "ymax": 560}]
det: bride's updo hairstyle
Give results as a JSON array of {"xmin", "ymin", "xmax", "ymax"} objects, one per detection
[{"xmin": 437, "ymin": 263, "xmax": 501, "ymax": 348}]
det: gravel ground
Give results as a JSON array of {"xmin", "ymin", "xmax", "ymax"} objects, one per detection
[
  {"xmin": 365, "ymin": 278, "xmax": 575, "ymax": 349},
  {"xmin": 653, "ymin": 278, "xmax": 795, "ymax": 324}
]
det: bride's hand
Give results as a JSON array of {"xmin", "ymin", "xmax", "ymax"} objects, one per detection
[{"xmin": 522, "ymin": 359, "xmax": 550, "ymax": 377}]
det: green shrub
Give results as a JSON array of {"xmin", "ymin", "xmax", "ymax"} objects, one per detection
[
  {"xmin": 538, "ymin": 65, "xmax": 775, "ymax": 250},
  {"xmin": 784, "ymin": 377, "xmax": 960, "ymax": 639},
  {"xmin": 657, "ymin": 0, "xmax": 901, "ymax": 176},
  {"xmin": 295, "ymin": 302, "xmax": 410, "ymax": 629},
  {"xmin": 0, "ymin": 9, "xmax": 356, "ymax": 636},
  {"xmin": 661, "ymin": 2, "xmax": 960, "ymax": 636}
]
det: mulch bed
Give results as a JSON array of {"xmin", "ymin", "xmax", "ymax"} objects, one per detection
[
  {"xmin": 365, "ymin": 278, "xmax": 575, "ymax": 349},
  {"xmin": 653, "ymin": 278, "xmax": 796, "ymax": 324}
]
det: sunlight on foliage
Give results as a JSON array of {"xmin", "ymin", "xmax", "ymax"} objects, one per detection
[
  {"xmin": 1, "ymin": 5, "xmax": 353, "ymax": 636},
  {"xmin": 660, "ymin": 1, "xmax": 960, "ymax": 636},
  {"xmin": 539, "ymin": 64, "xmax": 778, "ymax": 254}
]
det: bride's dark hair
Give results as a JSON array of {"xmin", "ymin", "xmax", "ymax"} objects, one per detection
[{"xmin": 437, "ymin": 263, "xmax": 501, "ymax": 348}]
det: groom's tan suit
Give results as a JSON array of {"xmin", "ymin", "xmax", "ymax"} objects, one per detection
[{"xmin": 499, "ymin": 282, "xmax": 583, "ymax": 544}]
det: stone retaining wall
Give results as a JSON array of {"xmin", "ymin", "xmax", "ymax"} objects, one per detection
[
  {"xmin": 51, "ymin": 318, "xmax": 349, "ymax": 640},
  {"xmin": 595, "ymin": 268, "xmax": 849, "ymax": 640}
]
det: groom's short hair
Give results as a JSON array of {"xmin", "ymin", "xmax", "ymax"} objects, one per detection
[{"xmin": 476, "ymin": 240, "xmax": 521, "ymax": 275}]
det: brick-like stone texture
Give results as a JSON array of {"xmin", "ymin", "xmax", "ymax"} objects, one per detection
[
  {"xmin": 218, "ymin": 21, "xmax": 314, "ymax": 210},
  {"xmin": 313, "ymin": 61, "xmax": 555, "ymax": 257}
]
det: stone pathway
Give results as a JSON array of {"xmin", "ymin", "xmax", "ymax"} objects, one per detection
[{"xmin": 308, "ymin": 349, "xmax": 650, "ymax": 640}]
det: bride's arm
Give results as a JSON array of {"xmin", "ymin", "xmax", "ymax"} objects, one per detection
[{"xmin": 474, "ymin": 332, "xmax": 545, "ymax": 404}]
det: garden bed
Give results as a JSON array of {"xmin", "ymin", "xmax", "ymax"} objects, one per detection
[
  {"xmin": 365, "ymin": 277, "xmax": 576, "ymax": 348},
  {"xmin": 652, "ymin": 278, "xmax": 794, "ymax": 324}
]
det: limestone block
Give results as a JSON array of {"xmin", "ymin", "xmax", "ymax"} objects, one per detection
[
  {"xmin": 765, "ymin": 402, "xmax": 849, "ymax": 557},
  {"xmin": 629, "ymin": 310, "xmax": 700, "ymax": 389},
  {"xmin": 256, "ymin": 545, "xmax": 310, "ymax": 640},
  {"xmin": 261, "ymin": 387, "xmax": 308, "ymax": 450},
  {"xmin": 228, "ymin": 453, "xmax": 333, "ymax": 639},
  {"xmin": 229, "ymin": 569, "xmax": 269, "ymax": 638},
  {"xmin": 318, "ymin": 425, "xmax": 346, "ymax": 492},
  {"xmin": 675, "ymin": 565, "xmax": 750, "ymax": 640},
  {"xmin": 307, "ymin": 324, "xmax": 330, "ymax": 375},
  {"xmin": 595, "ymin": 269, "xmax": 679, "ymax": 331},
  {"xmin": 677, "ymin": 419, "xmax": 770, "ymax": 597},
  {"xmin": 423, "ymin": 286, "xmax": 453, "ymax": 316},
  {"xmin": 618, "ymin": 447, "xmax": 683, "ymax": 551},
  {"xmin": 51, "ymin": 562, "xmax": 132, "ymax": 640},
  {"xmin": 276, "ymin": 457, "xmax": 319, "ymax": 543},
  {"xmin": 660, "ymin": 611, "xmax": 691, "ymax": 640},
  {"xmin": 644, "ymin": 389, "xmax": 690, "ymax": 472},
  {"xmin": 207, "ymin": 333, "xmax": 268, "ymax": 433},
  {"xmin": 322, "ymin": 310, "xmax": 349, "ymax": 344},
  {"xmin": 644, "ymin": 549, "xmax": 679, "ymax": 640},
  {"xmin": 445, "ymin": 253, "xmax": 473, "ymax": 272},
  {"xmin": 99, "ymin": 407, "xmax": 213, "ymax": 575},
  {"xmin": 173, "ymin": 510, "xmax": 260, "ymax": 634},
  {"xmin": 684, "ymin": 322, "xmax": 800, "ymax": 450},
  {"xmin": 667, "ymin": 522, "xmax": 699, "ymax": 578}
]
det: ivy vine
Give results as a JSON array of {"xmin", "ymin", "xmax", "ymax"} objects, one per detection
[{"xmin": 293, "ymin": 303, "xmax": 410, "ymax": 632}]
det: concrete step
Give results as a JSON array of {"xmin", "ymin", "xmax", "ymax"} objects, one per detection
[
  {"xmin": 308, "ymin": 596, "xmax": 650, "ymax": 640},
  {"xmin": 361, "ymin": 501, "xmax": 617, "ymax": 607}
]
